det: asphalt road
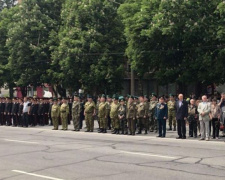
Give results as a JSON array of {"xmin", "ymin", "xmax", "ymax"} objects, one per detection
[{"xmin": 0, "ymin": 124, "xmax": 225, "ymax": 180}]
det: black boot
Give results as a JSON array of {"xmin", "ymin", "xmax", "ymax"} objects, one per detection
[
  {"xmin": 136, "ymin": 130, "xmax": 142, "ymax": 134},
  {"xmin": 145, "ymin": 130, "xmax": 148, "ymax": 134},
  {"xmin": 103, "ymin": 129, "xmax": 107, "ymax": 133},
  {"xmin": 173, "ymin": 126, "xmax": 176, "ymax": 131},
  {"xmin": 169, "ymin": 126, "xmax": 172, "ymax": 131},
  {"xmin": 98, "ymin": 128, "xmax": 103, "ymax": 133},
  {"xmin": 116, "ymin": 129, "xmax": 120, "ymax": 134},
  {"xmin": 112, "ymin": 129, "xmax": 117, "ymax": 134}
]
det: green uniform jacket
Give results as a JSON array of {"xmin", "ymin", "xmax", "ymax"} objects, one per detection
[
  {"xmin": 84, "ymin": 101, "xmax": 96, "ymax": 114},
  {"xmin": 51, "ymin": 104, "xmax": 60, "ymax": 117},
  {"xmin": 72, "ymin": 101, "xmax": 81, "ymax": 116},
  {"xmin": 98, "ymin": 102, "xmax": 108, "ymax": 118},
  {"xmin": 60, "ymin": 103, "xmax": 69, "ymax": 115},
  {"xmin": 126, "ymin": 101, "xmax": 136, "ymax": 119},
  {"xmin": 110, "ymin": 102, "xmax": 120, "ymax": 119}
]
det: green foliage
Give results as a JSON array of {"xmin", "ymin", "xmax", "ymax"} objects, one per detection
[{"xmin": 52, "ymin": 0, "xmax": 126, "ymax": 94}]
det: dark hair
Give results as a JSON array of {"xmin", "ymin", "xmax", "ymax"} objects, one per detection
[{"xmin": 212, "ymin": 98, "xmax": 217, "ymax": 102}]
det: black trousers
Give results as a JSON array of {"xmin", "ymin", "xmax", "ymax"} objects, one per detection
[
  {"xmin": 189, "ymin": 120, "xmax": 197, "ymax": 137},
  {"xmin": 23, "ymin": 113, "xmax": 28, "ymax": 127},
  {"xmin": 79, "ymin": 113, "xmax": 84, "ymax": 129},
  {"xmin": 6, "ymin": 114, "xmax": 12, "ymax": 126},
  {"xmin": 177, "ymin": 119, "xmax": 186, "ymax": 138},
  {"xmin": 212, "ymin": 118, "xmax": 220, "ymax": 138},
  {"xmin": 12, "ymin": 115, "xmax": 18, "ymax": 126},
  {"xmin": 107, "ymin": 115, "xmax": 111, "ymax": 129}
]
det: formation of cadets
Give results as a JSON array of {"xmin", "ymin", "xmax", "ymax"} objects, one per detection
[{"xmin": 0, "ymin": 92, "xmax": 225, "ymax": 141}]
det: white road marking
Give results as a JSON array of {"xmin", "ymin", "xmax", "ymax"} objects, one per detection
[
  {"xmin": 4, "ymin": 139, "xmax": 39, "ymax": 144},
  {"xmin": 120, "ymin": 150, "xmax": 177, "ymax": 159},
  {"xmin": 12, "ymin": 170, "xmax": 64, "ymax": 180}
]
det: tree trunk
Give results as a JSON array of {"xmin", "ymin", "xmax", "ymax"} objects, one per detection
[{"xmin": 56, "ymin": 84, "xmax": 66, "ymax": 97}]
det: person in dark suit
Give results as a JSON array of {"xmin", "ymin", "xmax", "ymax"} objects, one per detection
[
  {"xmin": 38, "ymin": 99, "xmax": 45, "ymax": 126},
  {"xmin": 11, "ymin": 98, "xmax": 19, "ymax": 126},
  {"xmin": 4, "ymin": 97, "xmax": 12, "ymax": 126},
  {"xmin": 175, "ymin": 94, "xmax": 188, "ymax": 139},
  {"xmin": 0, "ymin": 98, "xmax": 5, "ymax": 125}
]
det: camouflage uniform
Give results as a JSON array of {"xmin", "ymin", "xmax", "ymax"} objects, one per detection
[
  {"xmin": 136, "ymin": 102, "xmax": 148, "ymax": 134},
  {"xmin": 84, "ymin": 101, "xmax": 96, "ymax": 132},
  {"xmin": 96, "ymin": 100, "xmax": 100, "ymax": 128},
  {"xmin": 110, "ymin": 102, "xmax": 120, "ymax": 134},
  {"xmin": 72, "ymin": 101, "xmax": 81, "ymax": 130},
  {"xmin": 98, "ymin": 102, "xmax": 108, "ymax": 132},
  {"xmin": 126, "ymin": 101, "xmax": 137, "ymax": 135},
  {"xmin": 51, "ymin": 104, "xmax": 60, "ymax": 130},
  {"xmin": 60, "ymin": 103, "xmax": 69, "ymax": 130},
  {"xmin": 149, "ymin": 101, "xmax": 158, "ymax": 132},
  {"xmin": 106, "ymin": 101, "xmax": 112, "ymax": 130},
  {"xmin": 167, "ymin": 100, "xmax": 176, "ymax": 130},
  {"xmin": 118, "ymin": 104, "xmax": 127, "ymax": 134}
]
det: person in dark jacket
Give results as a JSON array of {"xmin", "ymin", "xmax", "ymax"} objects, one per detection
[
  {"xmin": 155, "ymin": 96, "xmax": 168, "ymax": 138},
  {"xmin": 11, "ymin": 98, "xmax": 19, "ymax": 126},
  {"xmin": 0, "ymin": 97, "xmax": 5, "ymax": 125},
  {"xmin": 17, "ymin": 98, "xmax": 23, "ymax": 126},
  {"xmin": 175, "ymin": 94, "xmax": 188, "ymax": 139},
  {"xmin": 4, "ymin": 97, "xmax": 12, "ymax": 126},
  {"xmin": 38, "ymin": 99, "xmax": 45, "ymax": 126}
]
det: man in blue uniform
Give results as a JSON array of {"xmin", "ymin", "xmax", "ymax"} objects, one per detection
[{"xmin": 155, "ymin": 96, "xmax": 168, "ymax": 138}]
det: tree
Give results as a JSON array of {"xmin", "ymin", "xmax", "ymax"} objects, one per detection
[
  {"xmin": 52, "ymin": 0, "xmax": 126, "ymax": 95},
  {"xmin": 6, "ymin": 0, "xmax": 64, "ymax": 96},
  {"xmin": 119, "ymin": 0, "xmax": 225, "ymax": 96}
]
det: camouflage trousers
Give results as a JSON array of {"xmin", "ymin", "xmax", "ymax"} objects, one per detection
[
  {"xmin": 61, "ymin": 113, "xmax": 68, "ymax": 130},
  {"xmin": 128, "ymin": 118, "xmax": 136, "ymax": 134},
  {"xmin": 168, "ymin": 111, "xmax": 176, "ymax": 128},
  {"xmin": 149, "ymin": 112, "xmax": 157, "ymax": 132},
  {"xmin": 111, "ymin": 117, "xmax": 120, "ymax": 129},
  {"xmin": 52, "ymin": 116, "xmax": 58, "ymax": 130},
  {"xmin": 72, "ymin": 114, "xmax": 80, "ymax": 130},
  {"xmin": 85, "ymin": 113, "xmax": 94, "ymax": 131},
  {"xmin": 99, "ymin": 116, "xmax": 107, "ymax": 129},
  {"xmin": 138, "ymin": 117, "xmax": 148, "ymax": 132}
]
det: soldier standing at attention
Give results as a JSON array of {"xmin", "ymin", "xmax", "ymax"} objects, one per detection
[
  {"xmin": 155, "ymin": 96, "xmax": 168, "ymax": 138},
  {"xmin": 51, "ymin": 98, "xmax": 60, "ymax": 130},
  {"xmin": 98, "ymin": 94, "xmax": 108, "ymax": 133},
  {"xmin": 72, "ymin": 94, "xmax": 81, "ymax": 131},
  {"xmin": 149, "ymin": 93, "xmax": 158, "ymax": 132},
  {"xmin": 126, "ymin": 95, "xmax": 137, "ymax": 136},
  {"xmin": 84, "ymin": 95, "xmax": 96, "ymax": 132},
  {"xmin": 118, "ymin": 96, "xmax": 127, "ymax": 135},
  {"xmin": 106, "ymin": 95, "xmax": 112, "ymax": 130},
  {"xmin": 60, "ymin": 98, "xmax": 69, "ymax": 131},
  {"xmin": 143, "ymin": 95, "xmax": 149, "ymax": 133},
  {"xmin": 110, "ymin": 95, "xmax": 120, "ymax": 134},
  {"xmin": 136, "ymin": 96, "xmax": 148, "ymax": 134},
  {"xmin": 96, "ymin": 95, "xmax": 101, "ymax": 129},
  {"xmin": 167, "ymin": 94, "xmax": 176, "ymax": 131}
]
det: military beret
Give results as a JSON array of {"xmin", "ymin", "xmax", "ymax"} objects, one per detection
[
  {"xmin": 107, "ymin": 95, "xmax": 111, "ymax": 98},
  {"xmin": 87, "ymin": 94, "xmax": 92, "ymax": 99},
  {"xmin": 101, "ymin": 94, "xmax": 106, "ymax": 98},
  {"xmin": 53, "ymin": 98, "xmax": 57, "ymax": 101},
  {"xmin": 112, "ymin": 94, "xmax": 119, "ymax": 100},
  {"xmin": 144, "ymin": 95, "xmax": 149, "ymax": 99},
  {"xmin": 169, "ymin": 94, "xmax": 174, "ymax": 97},
  {"xmin": 119, "ymin": 96, "xmax": 125, "ymax": 102},
  {"xmin": 134, "ymin": 96, "xmax": 139, "ymax": 99},
  {"xmin": 128, "ymin": 95, "xmax": 134, "ymax": 99},
  {"xmin": 152, "ymin": 93, "xmax": 157, "ymax": 98},
  {"xmin": 159, "ymin": 96, "xmax": 165, "ymax": 100}
]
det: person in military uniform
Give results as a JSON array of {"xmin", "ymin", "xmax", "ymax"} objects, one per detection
[
  {"xmin": 155, "ymin": 96, "xmax": 168, "ymax": 137},
  {"xmin": 126, "ymin": 95, "xmax": 137, "ymax": 135},
  {"xmin": 110, "ymin": 95, "xmax": 120, "ymax": 134},
  {"xmin": 106, "ymin": 95, "xmax": 112, "ymax": 130},
  {"xmin": 136, "ymin": 96, "xmax": 148, "ymax": 134},
  {"xmin": 144, "ymin": 95, "xmax": 149, "ymax": 134},
  {"xmin": 84, "ymin": 95, "xmax": 96, "ymax": 132},
  {"xmin": 149, "ymin": 93, "xmax": 158, "ymax": 132},
  {"xmin": 98, "ymin": 94, "xmax": 108, "ymax": 133},
  {"xmin": 72, "ymin": 94, "xmax": 81, "ymax": 131},
  {"xmin": 17, "ymin": 98, "xmax": 23, "ymax": 126},
  {"xmin": 167, "ymin": 94, "xmax": 176, "ymax": 131},
  {"xmin": 96, "ymin": 95, "xmax": 101, "ymax": 129},
  {"xmin": 51, "ymin": 98, "xmax": 60, "ymax": 130},
  {"xmin": 118, "ymin": 96, "xmax": 127, "ymax": 135},
  {"xmin": 60, "ymin": 98, "xmax": 69, "ymax": 130},
  {"xmin": 188, "ymin": 99, "xmax": 198, "ymax": 138}
]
